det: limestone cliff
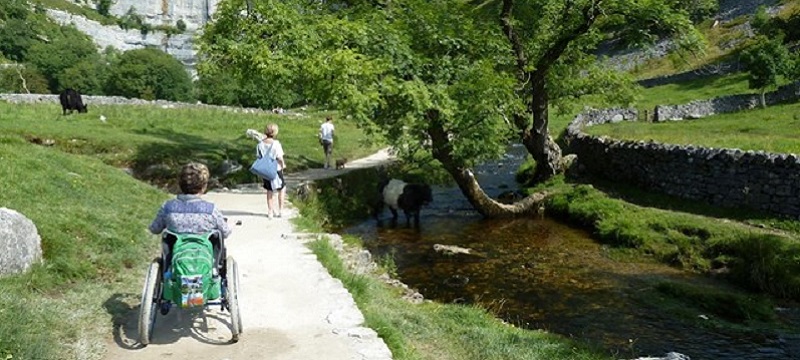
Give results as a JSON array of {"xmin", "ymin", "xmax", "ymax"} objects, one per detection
[{"xmin": 46, "ymin": 0, "xmax": 225, "ymax": 77}]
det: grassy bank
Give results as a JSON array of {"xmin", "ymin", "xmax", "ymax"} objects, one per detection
[
  {"xmin": 0, "ymin": 102, "xmax": 382, "ymax": 189},
  {"xmin": 528, "ymin": 176, "xmax": 800, "ymax": 301},
  {"xmin": 0, "ymin": 101, "xmax": 382, "ymax": 359},
  {"xmin": 0, "ymin": 136, "xmax": 166, "ymax": 359}
]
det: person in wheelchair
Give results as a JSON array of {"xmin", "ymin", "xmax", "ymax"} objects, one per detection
[{"xmin": 148, "ymin": 162, "xmax": 232, "ymax": 276}]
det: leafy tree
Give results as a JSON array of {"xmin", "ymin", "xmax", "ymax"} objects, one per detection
[
  {"xmin": 105, "ymin": 47, "xmax": 192, "ymax": 101},
  {"xmin": 25, "ymin": 25, "xmax": 100, "ymax": 92},
  {"xmin": 0, "ymin": 0, "xmax": 28, "ymax": 21},
  {"xmin": 740, "ymin": 36, "xmax": 794, "ymax": 108},
  {"xmin": 200, "ymin": 0, "xmax": 700, "ymax": 217},
  {"xmin": 57, "ymin": 59, "xmax": 108, "ymax": 95},
  {"xmin": 0, "ymin": 65, "xmax": 49, "ymax": 94},
  {"xmin": 0, "ymin": 18, "xmax": 36, "ymax": 62}
]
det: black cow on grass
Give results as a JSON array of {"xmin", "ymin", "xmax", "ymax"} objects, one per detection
[
  {"xmin": 59, "ymin": 88, "xmax": 87, "ymax": 115},
  {"xmin": 375, "ymin": 178, "xmax": 433, "ymax": 226}
]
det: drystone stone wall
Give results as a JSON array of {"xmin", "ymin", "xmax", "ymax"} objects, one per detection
[
  {"xmin": 0, "ymin": 93, "xmax": 271, "ymax": 114},
  {"xmin": 654, "ymin": 81, "xmax": 800, "ymax": 122},
  {"xmin": 566, "ymin": 108, "xmax": 800, "ymax": 219}
]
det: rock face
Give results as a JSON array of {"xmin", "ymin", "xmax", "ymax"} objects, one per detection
[
  {"xmin": 0, "ymin": 208, "xmax": 43, "ymax": 276},
  {"xmin": 46, "ymin": 0, "xmax": 224, "ymax": 77},
  {"xmin": 107, "ymin": 0, "xmax": 221, "ymax": 32}
]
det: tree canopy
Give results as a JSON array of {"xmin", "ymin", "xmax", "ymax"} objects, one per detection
[
  {"xmin": 105, "ymin": 48, "xmax": 193, "ymax": 101},
  {"xmin": 740, "ymin": 36, "xmax": 795, "ymax": 108},
  {"xmin": 199, "ymin": 0, "xmax": 701, "ymax": 217}
]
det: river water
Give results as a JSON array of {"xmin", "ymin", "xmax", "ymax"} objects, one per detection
[{"xmin": 343, "ymin": 144, "xmax": 800, "ymax": 359}]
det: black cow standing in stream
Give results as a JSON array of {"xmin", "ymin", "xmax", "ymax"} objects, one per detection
[
  {"xmin": 59, "ymin": 88, "xmax": 87, "ymax": 115},
  {"xmin": 375, "ymin": 178, "xmax": 433, "ymax": 226}
]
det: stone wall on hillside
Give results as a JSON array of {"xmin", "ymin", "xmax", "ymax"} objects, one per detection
[
  {"xmin": 565, "ymin": 108, "xmax": 800, "ymax": 219},
  {"xmin": 654, "ymin": 81, "xmax": 800, "ymax": 121},
  {"xmin": 0, "ymin": 93, "xmax": 282, "ymax": 115}
]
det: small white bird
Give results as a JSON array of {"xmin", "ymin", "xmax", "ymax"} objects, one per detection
[{"xmin": 99, "ymin": 115, "xmax": 107, "ymax": 123}]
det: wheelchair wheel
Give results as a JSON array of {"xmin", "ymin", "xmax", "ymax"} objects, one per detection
[
  {"xmin": 226, "ymin": 256, "xmax": 242, "ymax": 342},
  {"xmin": 138, "ymin": 260, "xmax": 161, "ymax": 346}
]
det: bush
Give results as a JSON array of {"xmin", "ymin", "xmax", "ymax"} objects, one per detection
[
  {"xmin": 176, "ymin": 19, "xmax": 187, "ymax": 32},
  {"xmin": 0, "ymin": 18, "xmax": 36, "ymax": 62},
  {"xmin": 722, "ymin": 233, "xmax": 800, "ymax": 299},
  {"xmin": 24, "ymin": 25, "xmax": 100, "ymax": 92},
  {"xmin": 0, "ymin": 65, "xmax": 49, "ymax": 93},
  {"xmin": 95, "ymin": 0, "xmax": 113, "ymax": 17},
  {"xmin": 57, "ymin": 59, "xmax": 108, "ymax": 95},
  {"xmin": 105, "ymin": 48, "xmax": 193, "ymax": 101}
]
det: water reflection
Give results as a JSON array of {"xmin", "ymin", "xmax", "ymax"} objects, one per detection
[{"xmin": 347, "ymin": 214, "xmax": 798, "ymax": 359}]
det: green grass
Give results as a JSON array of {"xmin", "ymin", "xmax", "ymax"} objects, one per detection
[
  {"xmin": 634, "ymin": 72, "xmax": 757, "ymax": 109},
  {"xmin": 536, "ymin": 177, "xmax": 800, "ymax": 300},
  {"xmin": 0, "ymin": 102, "xmax": 383, "ymax": 189},
  {"xmin": 584, "ymin": 101, "xmax": 800, "ymax": 154},
  {"xmin": 0, "ymin": 101, "xmax": 383, "ymax": 359},
  {"xmin": 0, "ymin": 136, "xmax": 166, "ymax": 359},
  {"xmin": 549, "ymin": 72, "xmax": 761, "ymax": 143}
]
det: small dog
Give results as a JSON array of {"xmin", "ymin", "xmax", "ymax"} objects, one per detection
[{"xmin": 335, "ymin": 158, "xmax": 348, "ymax": 169}]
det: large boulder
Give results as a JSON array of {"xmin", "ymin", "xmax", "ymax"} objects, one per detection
[{"xmin": 0, "ymin": 208, "xmax": 43, "ymax": 276}]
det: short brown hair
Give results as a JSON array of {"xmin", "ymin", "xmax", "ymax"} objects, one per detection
[
  {"xmin": 264, "ymin": 123, "xmax": 279, "ymax": 138},
  {"xmin": 179, "ymin": 162, "xmax": 209, "ymax": 194}
]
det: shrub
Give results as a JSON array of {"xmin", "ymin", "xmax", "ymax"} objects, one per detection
[
  {"xmin": 24, "ymin": 25, "xmax": 100, "ymax": 92},
  {"xmin": 57, "ymin": 59, "xmax": 109, "ymax": 95},
  {"xmin": 105, "ymin": 48, "xmax": 192, "ymax": 101},
  {"xmin": 95, "ymin": 0, "xmax": 114, "ymax": 17},
  {"xmin": 0, "ymin": 18, "xmax": 36, "ymax": 62},
  {"xmin": 176, "ymin": 19, "xmax": 187, "ymax": 32},
  {"xmin": 0, "ymin": 65, "xmax": 49, "ymax": 93},
  {"xmin": 721, "ymin": 232, "xmax": 800, "ymax": 299}
]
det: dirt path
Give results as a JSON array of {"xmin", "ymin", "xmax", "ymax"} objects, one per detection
[{"xmin": 105, "ymin": 150, "xmax": 395, "ymax": 360}]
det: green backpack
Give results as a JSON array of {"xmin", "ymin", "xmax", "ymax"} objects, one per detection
[{"xmin": 164, "ymin": 232, "xmax": 221, "ymax": 307}]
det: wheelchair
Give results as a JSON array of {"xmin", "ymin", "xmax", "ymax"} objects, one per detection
[{"xmin": 138, "ymin": 230, "xmax": 242, "ymax": 345}]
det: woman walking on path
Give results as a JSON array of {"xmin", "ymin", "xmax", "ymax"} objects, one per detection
[
  {"xmin": 319, "ymin": 116, "xmax": 335, "ymax": 169},
  {"xmin": 256, "ymin": 123, "xmax": 286, "ymax": 218}
]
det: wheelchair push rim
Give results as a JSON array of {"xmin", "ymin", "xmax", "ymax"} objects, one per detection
[
  {"xmin": 226, "ymin": 256, "xmax": 242, "ymax": 342},
  {"xmin": 138, "ymin": 259, "xmax": 161, "ymax": 346}
]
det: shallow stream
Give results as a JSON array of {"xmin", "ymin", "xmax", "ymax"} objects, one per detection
[{"xmin": 343, "ymin": 144, "xmax": 800, "ymax": 359}]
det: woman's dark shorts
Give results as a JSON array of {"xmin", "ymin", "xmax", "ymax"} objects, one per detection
[
  {"xmin": 321, "ymin": 139, "xmax": 333, "ymax": 155},
  {"xmin": 262, "ymin": 170, "xmax": 285, "ymax": 191}
]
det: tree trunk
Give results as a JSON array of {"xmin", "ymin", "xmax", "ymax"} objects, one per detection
[
  {"xmin": 522, "ymin": 71, "xmax": 562, "ymax": 182},
  {"xmin": 760, "ymin": 90, "xmax": 766, "ymax": 109},
  {"xmin": 426, "ymin": 109, "xmax": 549, "ymax": 218}
]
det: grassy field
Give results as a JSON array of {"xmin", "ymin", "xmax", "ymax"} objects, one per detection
[
  {"xmin": 0, "ymin": 102, "xmax": 383, "ymax": 189},
  {"xmin": 584, "ymin": 99, "xmax": 800, "ymax": 154},
  {"xmin": 0, "ymin": 101, "xmax": 382, "ymax": 359}
]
